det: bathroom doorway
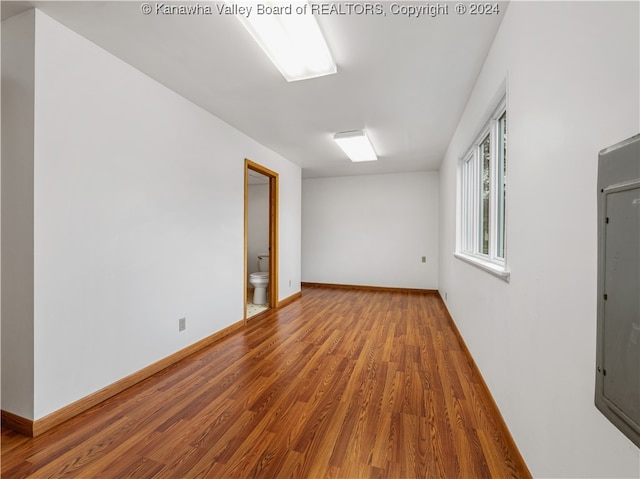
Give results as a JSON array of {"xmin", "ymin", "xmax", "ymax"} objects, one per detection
[{"xmin": 244, "ymin": 159, "xmax": 278, "ymax": 322}]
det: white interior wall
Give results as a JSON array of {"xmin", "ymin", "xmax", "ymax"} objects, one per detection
[
  {"xmin": 0, "ymin": 7, "xmax": 3, "ymax": 413},
  {"xmin": 438, "ymin": 2, "xmax": 640, "ymax": 478},
  {"xmin": 302, "ymin": 172, "xmax": 438, "ymax": 289},
  {"xmin": 1, "ymin": 9, "xmax": 301, "ymax": 420},
  {"xmin": 247, "ymin": 183, "xmax": 269, "ymax": 282},
  {"xmin": 1, "ymin": 10, "xmax": 36, "ymax": 420}
]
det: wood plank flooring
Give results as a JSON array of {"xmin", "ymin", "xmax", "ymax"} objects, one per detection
[{"xmin": 1, "ymin": 286, "xmax": 531, "ymax": 478}]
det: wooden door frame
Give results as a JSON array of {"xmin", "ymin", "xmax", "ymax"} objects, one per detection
[{"xmin": 244, "ymin": 159, "xmax": 279, "ymax": 322}]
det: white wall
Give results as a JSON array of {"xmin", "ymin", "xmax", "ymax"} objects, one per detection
[
  {"xmin": 0, "ymin": 6, "xmax": 3, "ymax": 414},
  {"xmin": 302, "ymin": 172, "xmax": 438, "ymax": 289},
  {"xmin": 438, "ymin": 2, "xmax": 640, "ymax": 478},
  {"xmin": 247, "ymin": 183, "xmax": 269, "ymax": 281},
  {"xmin": 1, "ymin": 10, "xmax": 36, "ymax": 420},
  {"xmin": 1, "ymin": 9, "xmax": 301, "ymax": 420}
]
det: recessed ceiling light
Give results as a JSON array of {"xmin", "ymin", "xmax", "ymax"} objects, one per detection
[
  {"xmin": 233, "ymin": 1, "xmax": 336, "ymax": 82},
  {"xmin": 333, "ymin": 130, "xmax": 378, "ymax": 162}
]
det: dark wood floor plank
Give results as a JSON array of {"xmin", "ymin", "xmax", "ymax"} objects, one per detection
[{"xmin": 2, "ymin": 286, "xmax": 531, "ymax": 479}]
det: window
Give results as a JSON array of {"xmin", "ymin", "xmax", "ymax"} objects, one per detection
[{"xmin": 456, "ymin": 97, "xmax": 509, "ymax": 280}]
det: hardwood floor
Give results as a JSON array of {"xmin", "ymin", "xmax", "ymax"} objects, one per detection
[{"xmin": 1, "ymin": 286, "xmax": 531, "ymax": 478}]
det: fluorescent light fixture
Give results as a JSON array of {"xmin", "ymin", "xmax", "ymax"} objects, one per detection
[
  {"xmin": 333, "ymin": 130, "xmax": 378, "ymax": 162},
  {"xmin": 233, "ymin": 1, "xmax": 336, "ymax": 82}
]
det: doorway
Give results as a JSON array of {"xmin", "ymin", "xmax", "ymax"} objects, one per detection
[{"xmin": 244, "ymin": 159, "xmax": 278, "ymax": 322}]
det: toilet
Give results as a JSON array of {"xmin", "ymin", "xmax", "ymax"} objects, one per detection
[{"xmin": 249, "ymin": 253, "xmax": 269, "ymax": 305}]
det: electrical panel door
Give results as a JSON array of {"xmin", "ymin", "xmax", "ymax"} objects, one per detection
[{"xmin": 596, "ymin": 134, "xmax": 640, "ymax": 448}]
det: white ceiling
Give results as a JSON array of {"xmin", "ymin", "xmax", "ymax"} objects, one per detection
[{"xmin": 2, "ymin": 1, "xmax": 506, "ymax": 178}]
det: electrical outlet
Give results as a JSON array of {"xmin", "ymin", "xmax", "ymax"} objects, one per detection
[
  {"xmin": 178, "ymin": 317, "xmax": 186, "ymax": 332},
  {"xmin": 445, "ymin": 292, "xmax": 448, "ymax": 300},
  {"xmin": 289, "ymin": 279, "xmax": 291, "ymax": 287},
  {"xmin": 421, "ymin": 256, "xmax": 426, "ymax": 263}
]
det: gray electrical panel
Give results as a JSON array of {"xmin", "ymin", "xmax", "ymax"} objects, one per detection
[{"xmin": 595, "ymin": 133, "xmax": 640, "ymax": 448}]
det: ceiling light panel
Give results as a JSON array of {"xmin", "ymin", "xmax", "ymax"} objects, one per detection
[
  {"xmin": 334, "ymin": 131, "xmax": 378, "ymax": 162},
  {"xmin": 234, "ymin": 1, "xmax": 336, "ymax": 82}
]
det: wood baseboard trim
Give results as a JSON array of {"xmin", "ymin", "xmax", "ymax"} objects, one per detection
[
  {"xmin": 436, "ymin": 292, "xmax": 532, "ymax": 477},
  {"xmin": 3, "ymin": 318, "xmax": 245, "ymax": 438},
  {"xmin": 246, "ymin": 308, "xmax": 273, "ymax": 322},
  {"xmin": 301, "ymin": 282, "xmax": 438, "ymax": 295},
  {"xmin": 1, "ymin": 410, "xmax": 34, "ymax": 437},
  {"xmin": 247, "ymin": 292, "xmax": 302, "ymax": 323},
  {"xmin": 277, "ymin": 291, "xmax": 302, "ymax": 308}
]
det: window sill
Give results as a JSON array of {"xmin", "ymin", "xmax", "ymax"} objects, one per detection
[{"xmin": 454, "ymin": 252, "xmax": 511, "ymax": 282}]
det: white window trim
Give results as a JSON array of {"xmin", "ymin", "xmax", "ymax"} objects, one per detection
[
  {"xmin": 455, "ymin": 94, "xmax": 510, "ymax": 282},
  {"xmin": 454, "ymin": 251, "xmax": 510, "ymax": 281}
]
